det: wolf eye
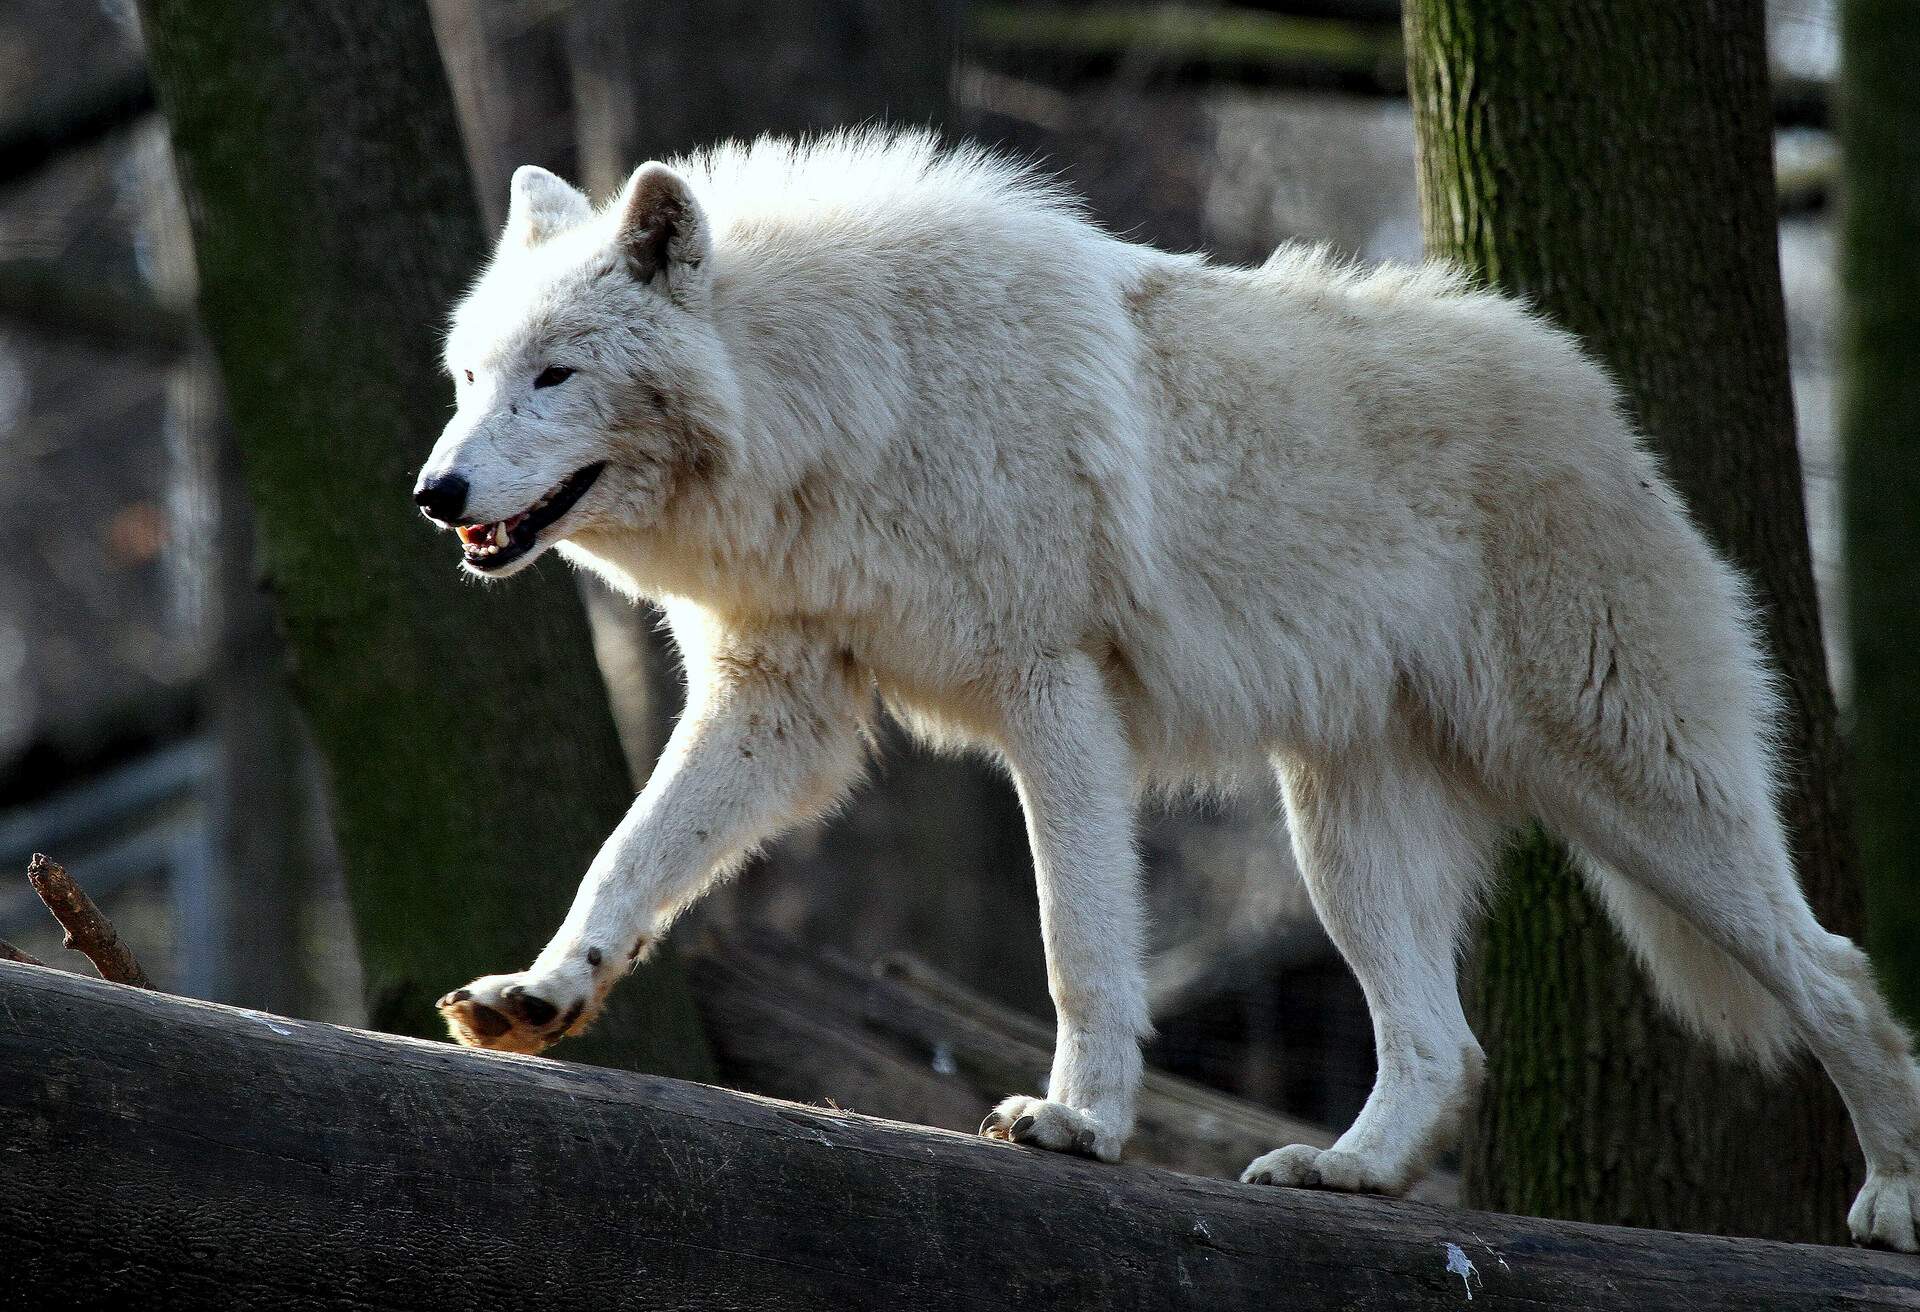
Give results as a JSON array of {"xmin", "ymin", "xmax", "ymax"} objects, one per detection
[
  {"xmin": 462, "ymin": 369, "xmax": 474, "ymax": 384},
  {"xmin": 533, "ymin": 365, "xmax": 574, "ymax": 389}
]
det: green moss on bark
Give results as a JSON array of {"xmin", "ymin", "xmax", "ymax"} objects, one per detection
[
  {"xmin": 137, "ymin": 0, "xmax": 711, "ymax": 1079},
  {"xmin": 1406, "ymin": 0, "xmax": 1858, "ymax": 1241}
]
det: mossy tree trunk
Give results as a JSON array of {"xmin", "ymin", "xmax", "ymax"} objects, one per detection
[
  {"xmin": 1405, "ymin": 0, "xmax": 1859, "ymax": 1241},
  {"xmin": 1840, "ymin": 2, "xmax": 1920, "ymax": 1029},
  {"xmin": 135, "ymin": 0, "xmax": 711, "ymax": 1078}
]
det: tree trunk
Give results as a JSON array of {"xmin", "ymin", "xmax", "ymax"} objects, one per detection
[
  {"xmin": 196, "ymin": 379, "xmax": 311, "ymax": 1016},
  {"xmin": 134, "ymin": 0, "xmax": 711, "ymax": 1078},
  {"xmin": 1404, "ymin": 0, "xmax": 1859, "ymax": 1241},
  {"xmin": 427, "ymin": 0, "xmax": 579, "ymax": 209},
  {"xmin": 1840, "ymin": 1, "xmax": 1920, "ymax": 1028}
]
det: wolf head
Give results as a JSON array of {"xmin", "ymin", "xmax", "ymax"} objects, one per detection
[{"xmin": 415, "ymin": 163, "xmax": 739, "ymax": 579}]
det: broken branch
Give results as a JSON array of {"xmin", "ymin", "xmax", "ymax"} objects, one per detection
[
  {"xmin": 0, "ymin": 938, "xmax": 45, "ymax": 967},
  {"xmin": 25, "ymin": 853, "xmax": 150, "ymax": 988}
]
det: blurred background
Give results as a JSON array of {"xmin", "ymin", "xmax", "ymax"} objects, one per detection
[{"xmin": 0, "ymin": 0, "xmax": 1875, "ymax": 1167}]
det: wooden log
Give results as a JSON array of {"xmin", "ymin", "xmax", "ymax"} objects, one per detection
[
  {"xmin": 687, "ymin": 929, "xmax": 1456, "ymax": 1202},
  {"xmin": 3, "ymin": 961, "xmax": 1917, "ymax": 1309}
]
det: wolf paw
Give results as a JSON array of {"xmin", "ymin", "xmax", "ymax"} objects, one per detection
[
  {"xmin": 1241, "ymin": 1144, "xmax": 1404, "ymax": 1196},
  {"xmin": 978, "ymin": 1096, "xmax": 1120, "ymax": 1162},
  {"xmin": 1850, "ymin": 1170, "xmax": 1920, "ymax": 1252},
  {"xmin": 436, "ymin": 967, "xmax": 594, "ymax": 1055}
]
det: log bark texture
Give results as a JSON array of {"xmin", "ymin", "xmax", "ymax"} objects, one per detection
[
  {"xmin": 1405, "ymin": 0, "xmax": 1859, "ymax": 1241},
  {"xmin": 4, "ymin": 959, "xmax": 1918, "ymax": 1311}
]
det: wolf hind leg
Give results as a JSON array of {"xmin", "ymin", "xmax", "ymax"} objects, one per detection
[
  {"xmin": 1552, "ymin": 770, "xmax": 1920, "ymax": 1250},
  {"xmin": 1243, "ymin": 742, "xmax": 1501, "ymax": 1196}
]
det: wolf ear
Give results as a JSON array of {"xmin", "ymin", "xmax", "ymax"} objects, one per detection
[
  {"xmin": 504, "ymin": 165, "xmax": 590, "ymax": 248},
  {"xmin": 614, "ymin": 162, "xmax": 710, "ymax": 303}
]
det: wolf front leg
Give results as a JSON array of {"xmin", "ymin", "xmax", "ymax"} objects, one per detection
[
  {"xmin": 979, "ymin": 652, "xmax": 1151, "ymax": 1162},
  {"xmin": 438, "ymin": 634, "xmax": 868, "ymax": 1053}
]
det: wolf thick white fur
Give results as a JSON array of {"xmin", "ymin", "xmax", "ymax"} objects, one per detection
[{"xmin": 417, "ymin": 130, "xmax": 1920, "ymax": 1247}]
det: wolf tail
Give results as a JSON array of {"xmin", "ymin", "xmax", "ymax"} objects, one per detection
[{"xmin": 1575, "ymin": 855, "xmax": 1801, "ymax": 1070}]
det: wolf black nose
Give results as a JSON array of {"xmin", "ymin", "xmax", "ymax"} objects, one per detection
[{"xmin": 414, "ymin": 473, "xmax": 469, "ymax": 522}]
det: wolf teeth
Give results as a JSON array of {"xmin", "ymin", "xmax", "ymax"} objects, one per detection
[{"xmin": 455, "ymin": 497, "xmax": 555, "ymax": 566}]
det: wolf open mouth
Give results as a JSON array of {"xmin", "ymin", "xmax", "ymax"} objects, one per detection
[{"xmin": 456, "ymin": 462, "xmax": 606, "ymax": 572}]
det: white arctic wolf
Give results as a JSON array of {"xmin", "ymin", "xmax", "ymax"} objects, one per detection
[{"xmin": 415, "ymin": 130, "xmax": 1920, "ymax": 1248}]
